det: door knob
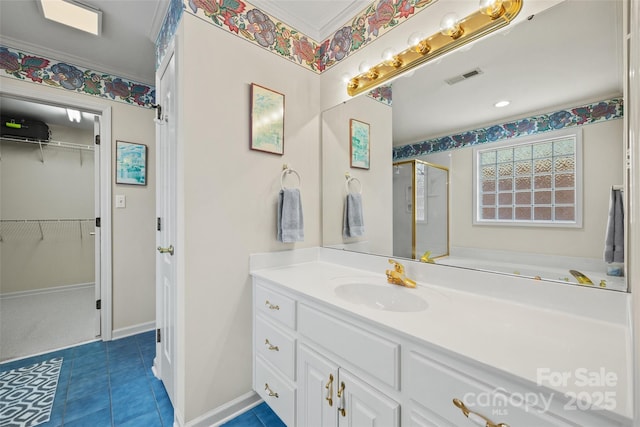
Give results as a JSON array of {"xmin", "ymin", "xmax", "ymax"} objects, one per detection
[{"xmin": 157, "ymin": 245, "xmax": 174, "ymax": 255}]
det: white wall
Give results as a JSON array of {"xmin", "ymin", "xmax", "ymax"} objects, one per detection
[
  {"xmin": 177, "ymin": 13, "xmax": 321, "ymax": 422},
  {"xmin": 322, "ymin": 94, "xmax": 393, "ymax": 255},
  {"xmin": 1, "ymin": 124, "xmax": 94, "ymax": 293},
  {"xmin": 0, "ymin": 78, "xmax": 156, "ymax": 333}
]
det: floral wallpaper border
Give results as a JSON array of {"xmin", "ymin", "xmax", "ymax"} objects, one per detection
[
  {"xmin": 0, "ymin": 45, "xmax": 156, "ymax": 108},
  {"xmin": 367, "ymin": 84, "xmax": 392, "ymax": 106},
  {"xmin": 393, "ymin": 98, "xmax": 624, "ymax": 160},
  {"xmin": 184, "ymin": 0, "xmax": 435, "ymax": 74},
  {"xmin": 156, "ymin": 0, "xmax": 185, "ymax": 69}
]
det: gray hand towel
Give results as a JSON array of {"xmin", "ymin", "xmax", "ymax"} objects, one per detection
[
  {"xmin": 343, "ymin": 192, "xmax": 364, "ymax": 238},
  {"xmin": 277, "ymin": 188, "xmax": 304, "ymax": 243},
  {"xmin": 604, "ymin": 188, "xmax": 624, "ymax": 263}
]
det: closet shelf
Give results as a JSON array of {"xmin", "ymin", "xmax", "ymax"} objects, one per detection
[
  {"xmin": 0, "ymin": 219, "xmax": 95, "ymax": 241},
  {"xmin": 1, "ymin": 136, "xmax": 94, "ymax": 164}
]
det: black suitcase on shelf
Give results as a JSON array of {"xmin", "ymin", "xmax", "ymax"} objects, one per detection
[{"xmin": 1, "ymin": 115, "xmax": 50, "ymax": 142}]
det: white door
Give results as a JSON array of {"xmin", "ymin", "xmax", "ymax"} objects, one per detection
[
  {"xmin": 156, "ymin": 48, "xmax": 177, "ymax": 406},
  {"xmin": 338, "ymin": 369, "xmax": 400, "ymax": 427},
  {"xmin": 93, "ymin": 116, "xmax": 101, "ymax": 337}
]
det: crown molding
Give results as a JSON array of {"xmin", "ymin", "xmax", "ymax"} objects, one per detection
[
  {"xmin": 251, "ymin": 0, "xmax": 369, "ymax": 42},
  {"xmin": 148, "ymin": 0, "xmax": 171, "ymax": 43},
  {"xmin": 317, "ymin": 1, "xmax": 371, "ymax": 41}
]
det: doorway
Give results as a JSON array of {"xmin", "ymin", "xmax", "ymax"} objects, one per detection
[{"xmin": 0, "ymin": 83, "xmax": 113, "ymax": 361}]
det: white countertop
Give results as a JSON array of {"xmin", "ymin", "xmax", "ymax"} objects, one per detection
[{"xmin": 251, "ymin": 258, "xmax": 632, "ymax": 418}]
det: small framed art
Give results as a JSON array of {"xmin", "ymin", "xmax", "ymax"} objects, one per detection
[
  {"xmin": 116, "ymin": 141, "xmax": 147, "ymax": 185},
  {"xmin": 350, "ymin": 119, "xmax": 370, "ymax": 169},
  {"xmin": 250, "ymin": 83, "xmax": 285, "ymax": 155}
]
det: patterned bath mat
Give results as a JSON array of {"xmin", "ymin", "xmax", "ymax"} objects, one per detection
[{"xmin": 0, "ymin": 357, "xmax": 63, "ymax": 427}]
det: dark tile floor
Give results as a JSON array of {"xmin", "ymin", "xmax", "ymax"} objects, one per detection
[
  {"xmin": 221, "ymin": 402, "xmax": 286, "ymax": 427},
  {"xmin": 0, "ymin": 331, "xmax": 285, "ymax": 427},
  {"xmin": 1, "ymin": 331, "xmax": 171, "ymax": 426}
]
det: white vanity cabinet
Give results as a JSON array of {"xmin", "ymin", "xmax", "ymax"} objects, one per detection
[
  {"xmin": 252, "ymin": 275, "xmax": 630, "ymax": 427},
  {"xmin": 253, "ymin": 283, "xmax": 297, "ymax": 426},
  {"xmin": 298, "ymin": 344, "xmax": 400, "ymax": 427},
  {"xmin": 403, "ymin": 346, "xmax": 630, "ymax": 427},
  {"xmin": 253, "ymin": 278, "xmax": 400, "ymax": 427}
]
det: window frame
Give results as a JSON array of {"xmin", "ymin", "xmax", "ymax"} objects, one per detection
[{"xmin": 472, "ymin": 128, "xmax": 583, "ymax": 228}]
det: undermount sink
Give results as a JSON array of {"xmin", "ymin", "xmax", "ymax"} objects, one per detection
[{"xmin": 334, "ymin": 282, "xmax": 428, "ymax": 312}]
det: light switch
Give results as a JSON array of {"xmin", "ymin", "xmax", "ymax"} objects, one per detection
[{"xmin": 115, "ymin": 195, "xmax": 126, "ymax": 208}]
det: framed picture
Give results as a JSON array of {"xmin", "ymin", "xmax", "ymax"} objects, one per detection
[
  {"xmin": 250, "ymin": 83, "xmax": 285, "ymax": 155},
  {"xmin": 116, "ymin": 141, "xmax": 147, "ymax": 185},
  {"xmin": 350, "ymin": 119, "xmax": 370, "ymax": 169}
]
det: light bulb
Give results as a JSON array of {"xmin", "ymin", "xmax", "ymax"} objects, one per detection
[
  {"xmin": 479, "ymin": 0, "xmax": 505, "ymax": 18},
  {"xmin": 407, "ymin": 32, "xmax": 424, "ymax": 47},
  {"xmin": 341, "ymin": 73, "xmax": 351, "ymax": 83},
  {"xmin": 440, "ymin": 12, "xmax": 463, "ymax": 38},
  {"xmin": 358, "ymin": 62, "xmax": 371, "ymax": 74},
  {"xmin": 381, "ymin": 48, "xmax": 395, "ymax": 62}
]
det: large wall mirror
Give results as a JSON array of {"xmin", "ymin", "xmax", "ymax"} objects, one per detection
[{"xmin": 322, "ymin": 0, "xmax": 628, "ymax": 292}]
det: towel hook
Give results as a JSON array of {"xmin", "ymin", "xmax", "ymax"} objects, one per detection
[
  {"xmin": 281, "ymin": 164, "xmax": 301, "ymax": 190},
  {"xmin": 345, "ymin": 172, "xmax": 362, "ymax": 194}
]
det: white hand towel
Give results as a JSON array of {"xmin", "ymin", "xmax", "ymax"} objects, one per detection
[
  {"xmin": 342, "ymin": 192, "xmax": 364, "ymax": 238},
  {"xmin": 277, "ymin": 188, "xmax": 304, "ymax": 243}
]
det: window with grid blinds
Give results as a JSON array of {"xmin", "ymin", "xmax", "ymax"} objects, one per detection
[{"xmin": 475, "ymin": 132, "xmax": 580, "ymax": 226}]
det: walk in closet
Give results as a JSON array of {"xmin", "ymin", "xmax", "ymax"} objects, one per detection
[{"xmin": 0, "ymin": 97, "xmax": 98, "ymax": 361}]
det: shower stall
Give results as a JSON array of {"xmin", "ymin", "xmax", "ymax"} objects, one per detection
[{"xmin": 392, "ymin": 159, "xmax": 449, "ymax": 260}]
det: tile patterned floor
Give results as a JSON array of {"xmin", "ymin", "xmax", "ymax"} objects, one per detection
[
  {"xmin": 0, "ymin": 331, "xmax": 285, "ymax": 427},
  {"xmin": 0, "ymin": 331, "xmax": 172, "ymax": 427},
  {"xmin": 221, "ymin": 402, "xmax": 286, "ymax": 427}
]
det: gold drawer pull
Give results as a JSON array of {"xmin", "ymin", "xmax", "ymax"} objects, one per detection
[
  {"xmin": 453, "ymin": 398, "xmax": 509, "ymax": 427},
  {"xmin": 337, "ymin": 381, "xmax": 346, "ymax": 417},
  {"xmin": 264, "ymin": 383, "xmax": 279, "ymax": 398},
  {"xmin": 264, "ymin": 339, "xmax": 279, "ymax": 351},
  {"xmin": 325, "ymin": 374, "xmax": 334, "ymax": 406},
  {"xmin": 265, "ymin": 300, "xmax": 280, "ymax": 310}
]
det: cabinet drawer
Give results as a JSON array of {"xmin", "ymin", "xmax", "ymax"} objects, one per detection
[
  {"xmin": 298, "ymin": 303, "xmax": 399, "ymax": 389},
  {"xmin": 406, "ymin": 350, "xmax": 574, "ymax": 427},
  {"xmin": 255, "ymin": 314, "xmax": 296, "ymax": 380},
  {"xmin": 255, "ymin": 355, "xmax": 296, "ymax": 427},
  {"xmin": 255, "ymin": 282, "xmax": 296, "ymax": 329}
]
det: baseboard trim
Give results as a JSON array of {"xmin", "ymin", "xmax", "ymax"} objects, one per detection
[
  {"xmin": 111, "ymin": 321, "xmax": 156, "ymax": 340},
  {"xmin": 184, "ymin": 391, "xmax": 262, "ymax": 427},
  {"xmin": 0, "ymin": 282, "xmax": 95, "ymax": 299}
]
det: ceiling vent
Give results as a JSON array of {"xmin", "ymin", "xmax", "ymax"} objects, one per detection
[{"xmin": 445, "ymin": 68, "xmax": 483, "ymax": 85}]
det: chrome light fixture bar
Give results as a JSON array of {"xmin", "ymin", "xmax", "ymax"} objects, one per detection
[{"xmin": 346, "ymin": 0, "xmax": 523, "ymax": 96}]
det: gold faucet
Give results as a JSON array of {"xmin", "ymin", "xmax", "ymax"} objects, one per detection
[
  {"xmin": 420, "ymin": 251, "xmax": 435, "ymax": 264},
  {"xmin": 386, "ymin": 259, "xmax": 417, "ymax": 288}
]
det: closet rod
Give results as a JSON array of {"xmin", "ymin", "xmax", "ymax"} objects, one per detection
[
  {"xmin": 0, "ymin": 218, "xmax": 94, "ymax": 223},
  {"xmin": 0, "ymin": 136, "xmax": 94, "ymax": 151},
  {"xmin": 0, "ymin": 219, "xmax": 94, "ymax": 242}
]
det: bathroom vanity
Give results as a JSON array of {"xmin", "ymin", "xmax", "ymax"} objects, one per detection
[{"xmin": 250, "ymin": 248, "xmax": 632, "ymax": 426}]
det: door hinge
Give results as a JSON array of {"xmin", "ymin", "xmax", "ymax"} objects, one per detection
[
  {"xmin": 156, "ymin": 328, "xmax": 161, "ymax": 343},
  {"xmin": 96, "ymin": 217, "xmax": 101, "ymax": 228},
  {"xmin": 96, "ymin": 299, "xmax": 101, "ymax": 310},
  {"xmin": 157, "ymin": 217, "xmax": 162, "ymax": 231},
  {"xmin": 95, "ymin": 135, "xmax": 101, "ymax": 145}
]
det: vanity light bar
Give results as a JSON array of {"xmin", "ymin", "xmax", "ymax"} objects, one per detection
[{"xmin": 346, "ymin": 0, "xmax": 523, "ymax": 96}]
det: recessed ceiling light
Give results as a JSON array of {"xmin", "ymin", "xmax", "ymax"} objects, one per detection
[
  {"xmin": 39, "ymin": 0, "xmax": 102, "ymax": 36},
  {"xmin": 494, "ymin": 100, "xmax": 510, "ymax": 108}
]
